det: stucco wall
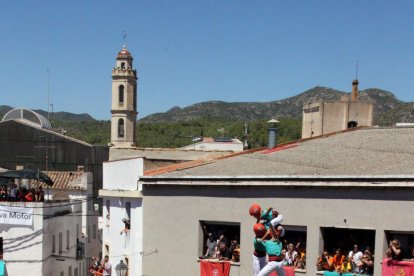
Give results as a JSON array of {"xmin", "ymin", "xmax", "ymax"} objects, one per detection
[
  {"xmin": 103, "ymin": 158, "xmax": 143, "ymax": 190},
  {"xmin": 102, "ymin": 197, "xmax": 143, "ymax": 276},
  {"xmin": 302, "ymin": 102, "xmax": 323, "ymax": 139},
  {"xmin": 322, "ymin": 102, "xmax": 348, "ymax": 134},
  {"xmin": 141, "ymin": 182, "xmax": 414, "ymax": 276},
  {"xmin": 348, "ymin": 102, "xmax": 374, "ymax": 127}
]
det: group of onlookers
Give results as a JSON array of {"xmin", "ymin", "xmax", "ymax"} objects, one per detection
[
  {"xmin": 316, "ymin": 239, "xmax": 414, "ymax": 275},
  {"xmin": 316, "ymin": 244, "xmax": 374, "ymax": 274},
  {"xmin": 89, "ymin": 255, "xmax": 112, "ymax": 276},
  {"xmin": 0, "ymin": 183, "xmax": 44, "ymax": 202},
  {"xmin": 200, "ymin": 225, "xmax": 240, "ymax": 262}
]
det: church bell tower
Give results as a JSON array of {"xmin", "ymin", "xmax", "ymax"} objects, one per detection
[{"xmin": 110, "ymin": 46, "xmax": 138, "ymax": 147}]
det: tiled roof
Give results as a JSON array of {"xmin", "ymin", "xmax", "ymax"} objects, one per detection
[
  {"xmin": 30, "ymin": 171, "xmax": 86, "ymax": 190},
  {"xmin": 155, "ymin": 127, "xmax": 414, "ymax": 177}
]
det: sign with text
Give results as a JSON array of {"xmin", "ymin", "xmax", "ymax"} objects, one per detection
[{"xmin": 0, "ymin": 205, "xmax": 33, "ymax": 226}]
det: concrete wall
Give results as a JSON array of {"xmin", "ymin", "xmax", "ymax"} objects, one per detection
[
  {"xmin": 302, "ymin": 101, "xmax": 374, "ymax": 139},
  {"xmin": 141, "ymin": 182, "xmax": 414, "ymax": 276},
  {"xmin": 103, "ymin": 158, "xmax": 143, "ymax": 190},
  {"xmin": 302, "ymin": 102, "xmax": 323, "ymax": 139},
  {"xmin": 322, "ymin": 102, "xmax": 348, "ymax": 134},
  {"xmin": 348, "ymin": 102, "xmax": 374, "ymax": 127},
  {"xmin": 180, "ymin": 141, "xmax": 244, "ymax": 152}
]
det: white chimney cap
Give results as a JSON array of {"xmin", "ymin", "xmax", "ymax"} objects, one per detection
[{"xmin": 267, "ymin": 119, "xmax": 279, "ymax": 124}]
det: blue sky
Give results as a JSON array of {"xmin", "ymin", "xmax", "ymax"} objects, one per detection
[{"xmin": 1, "ymin": 1, "xmax": 413, "ymax": 120}]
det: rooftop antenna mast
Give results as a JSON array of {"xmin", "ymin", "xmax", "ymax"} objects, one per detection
[
  {"xmin": 122, "ymin": 31, "xmax": 127, "ymax": 48},
  {"xmin": 47, "ymin": 69, "xmax": 50, "ymax": 121}
]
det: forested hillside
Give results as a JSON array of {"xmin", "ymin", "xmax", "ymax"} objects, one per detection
[{"xmin": 52, "ymin": 118, "xmax": 302, "ymax": 148}]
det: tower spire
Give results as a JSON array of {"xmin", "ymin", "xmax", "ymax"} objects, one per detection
[{"xmin": 110, "ymin": 44, "xmax": 138, "ymax": 148}]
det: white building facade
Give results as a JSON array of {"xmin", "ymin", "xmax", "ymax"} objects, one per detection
[
  {"xmin": 99, "ymin": 158, "xmax": 144, "ymax": 275},
  {"xmin": 0, "ymin": 201, "xmax": 84, "ymax": 276}
]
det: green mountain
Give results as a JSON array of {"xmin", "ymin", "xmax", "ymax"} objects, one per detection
[
  {"xmin": 1, "ymin": 86, "xmax": 412, "ymax": 147},
  {"xmin": 140, "ymin": 86, "xmax": 403, "ymax": 124}
]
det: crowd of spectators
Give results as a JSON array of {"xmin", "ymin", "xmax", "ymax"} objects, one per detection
[
  {"xmin": 0, "ymin": 182, "xmax": 44, "ymax": 202},
  {"xmin": 89, "ymin": 255, "xmax": 112, "ymax": 276},
  {"xmin": 316, "ymin": 244, "xmax": 373, "ymax": 275},
  {"xmin": 200, "ymin": 225, "xmax": 240, "ymax": 262}
]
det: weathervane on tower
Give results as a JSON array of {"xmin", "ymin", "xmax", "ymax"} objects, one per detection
[{"xmin": 122, "ymin": 31, "xmax": 127, "ymax": 48}]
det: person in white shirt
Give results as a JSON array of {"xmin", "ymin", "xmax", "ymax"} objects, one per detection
[
  {"xmin": 102, "ymin": 255, "xmax": 112, "ymax": 276},
  {"xmin": 284, "ymin": 243, "xmax": 298, "ymax": 266},
  {"xmin": 348, "ymin": 244, "xmax": 363, "ymax": 273}
]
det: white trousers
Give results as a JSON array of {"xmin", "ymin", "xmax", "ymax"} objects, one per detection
[
  {"xmin": 270, "ymin": 215, "xmax": 285, "ymax": 237},
  {"xmin": 270, "ymin": 214, "xmax": 283, "ymax": 227},
  {"xmin": 253, "ymin": 254, "xmax": 267, "ymax": 276},
  {"xmin": 257, "ymin": 260, "xmax": 285, "ymax": 276}
]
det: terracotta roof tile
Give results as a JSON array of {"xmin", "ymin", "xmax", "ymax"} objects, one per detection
[{"xmin": 30, "ymin": 171, "xmax": 85, "ymax": 190}]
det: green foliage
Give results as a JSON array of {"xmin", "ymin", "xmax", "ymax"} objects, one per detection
[
  {"xmin": 52, "ymin": 120, "xmax": 111, "ymax": 145},
  {"xmin": 137, "ymin": 118, "xmax": 302, "ymax": 149},
  {"xmin": 51, "ymin": 118, "xmax": 302, "ymax": 148}
]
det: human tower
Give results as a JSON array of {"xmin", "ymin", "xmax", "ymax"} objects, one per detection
[{"xmin": 249, "ymin": 203, "xmax": 286, "ymax": 276}]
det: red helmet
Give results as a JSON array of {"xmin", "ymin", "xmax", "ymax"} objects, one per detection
[
  {"xmin": 249, "ymin": 203, "xmax": 261, "ymax": 219},
  {"xmin": 253, "ymin": 223, "xmax": 266, "ymax": 237}
]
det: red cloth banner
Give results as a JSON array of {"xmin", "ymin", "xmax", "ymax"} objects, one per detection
[
  {"xmin": 382, "ymin": 259, "xmax": 414, "ymax": 276},
  {"xmin": 200, "ymin": 261, "xmax": 231, "ymax": 276},
  {"xmin": 269, "ymin": 266, "xmax": 295, "ymax": 276}
]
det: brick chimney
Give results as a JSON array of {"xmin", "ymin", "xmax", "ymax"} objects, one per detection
[{"xmin": 352, "ymin": 79, "xmax": 359, "ymax": 101}]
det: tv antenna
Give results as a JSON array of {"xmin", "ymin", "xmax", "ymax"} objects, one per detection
[
  {"xmin": 47, "ymin": 69, "xmax": 50, "ymax": 121},
  {"xmin": 122, "ymin": 31, "xmax": 127, "ymax": 47}
]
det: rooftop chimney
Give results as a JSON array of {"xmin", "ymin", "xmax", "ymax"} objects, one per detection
[
  {"xmin": 267, "ymin": 119, "xmax": 279, "ymax": 149},
  {"xmin": 351, "ymin": 79, "xmax": 359, "ymax": 101}
]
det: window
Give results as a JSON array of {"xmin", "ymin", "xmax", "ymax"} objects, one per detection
[
  {"xmin": 74, "ymin": 267, "xmax": 78, "ymax": 276},
  {"xmin": 106, "ymin": 200, "xmax": 110, "ymax": 226},
  {"xmin": 121, "ymin": 62, "xmax": 125, "ymax": 69},
  {"xmin": 52, "ymin": 234, "xmax": 56, "ymax": 253},
  {"xmin": 59, "ymin": 232, "xmax": 63, "ymax": 253},
  {"xmin": 93, "ymin": 224, "xmax": 96, "ymax": 239},
  {"xmin": 76, "ymin": 224, "xmax": 79, "ymax": 240},
  {"xmin": 385, "ymin": 231, "xmax": 414, "ymax": 259},
  {"xmin": 282, "ymin": 225, "xmax": 307, "ymax": 270},
  {"xmin": 67, "ymin": 230, "xmax": 70, "ymax": 250},
  {"xmin": 60, "ymin": 272, "xmax": 64, "ymax": 276},
  {"xmin": 125, "ymin": 202, "xmax": 131, "ymax": 220},
  {"xmin": 119, "ymin": 85, "xmax": 124, "ymax": 104},
  {"xmin": 199, "ymin": 221, "xmax": 240, "ymax": 262},
  {"xmin": 118, "ymin": 119, "xmax": 124, "ymax": 138},
  {"xmin": 320, "ymin": 227, "xmax": 375, "ymax": 272},
  {"xmin": 68, "ymin": 266, "xmax": 72, "ymax": 276}
]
